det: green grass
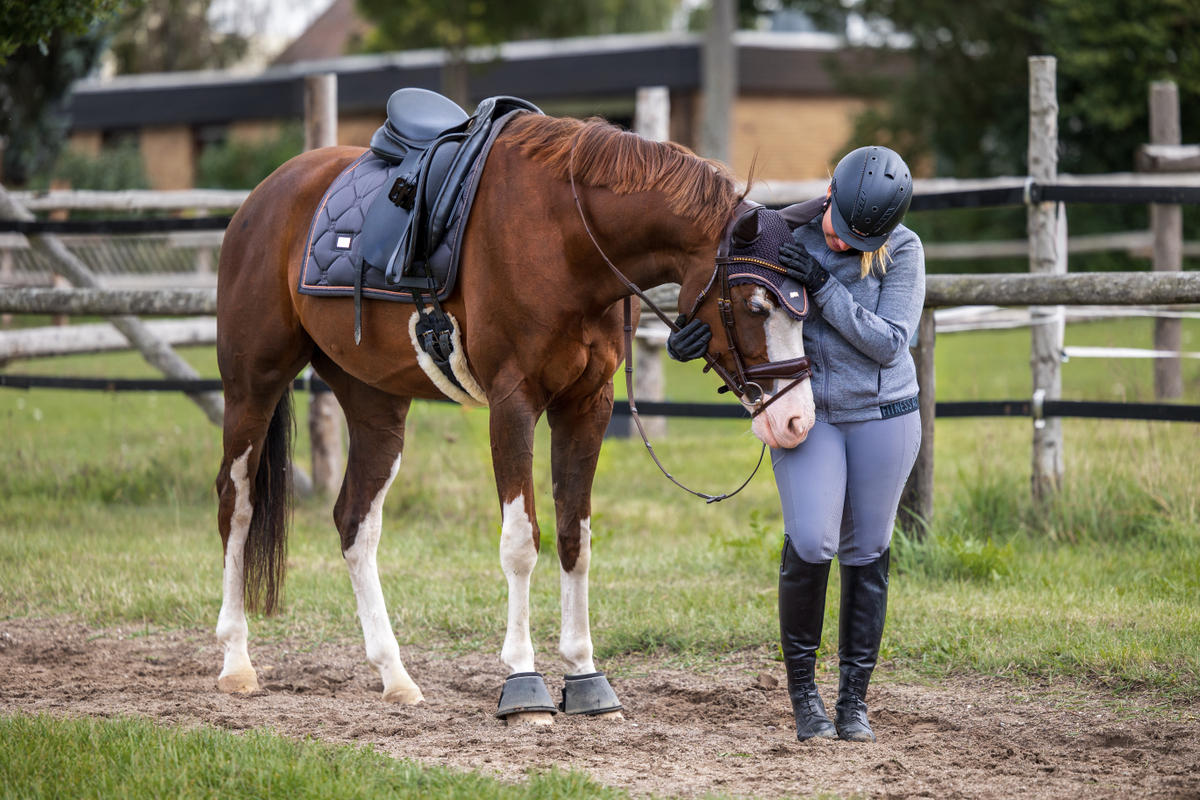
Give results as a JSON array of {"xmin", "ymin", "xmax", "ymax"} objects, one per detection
[
  {"xmin": 0, "ymin": 714, "xmax": 632, "ymax": 800},
  {"xmin": 0, "ymin": 317, "xmax": 1198, "ymax": 698}
]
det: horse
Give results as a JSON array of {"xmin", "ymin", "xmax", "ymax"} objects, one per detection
[{"xmin": 213, "ymin": 111, "xmax": 816, "ymax": 724}]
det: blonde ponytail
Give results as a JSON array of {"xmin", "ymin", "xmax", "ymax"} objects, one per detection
[{"xmin": 860, "ymin": 242, "xmax": 892, "ymax": 279}]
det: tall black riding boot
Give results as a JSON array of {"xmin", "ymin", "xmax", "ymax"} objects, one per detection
[
  {"xmin": 778, "ymin": 539, "xmax": 837, "ymax": 741},
  {"xmin": 835, "ymin": 548, "xmax": 890, "ymax": 743}
]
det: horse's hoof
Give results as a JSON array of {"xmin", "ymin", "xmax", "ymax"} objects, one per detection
[
  {"xmin": 494, "ymin": 672, "xmax": 558, "ymax": 720},
  {"xmin": 559, "ymin": 671, "xmax": 623, "ymax": 716},
  {"xmin": 593, "ymin": 710, "xmax": 625, "ymax": 721},
  {"xmin": 217, "ymin": 670, "xmax": 259, "ymax": 693},
  {"xmin": 382, "ymin": 685, "xmax": 425, "ymax": 705},
  {"xmin": 504, "ymin": 711, "xmax": 554, "ymax": 726}
]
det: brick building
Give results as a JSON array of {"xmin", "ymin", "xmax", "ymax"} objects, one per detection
[{"xmin": 63, "ymin": 30, "xmax": 900, "ymax": 190}]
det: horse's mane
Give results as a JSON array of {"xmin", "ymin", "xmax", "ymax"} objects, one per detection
[{"xmin": 503, "ymin": 114, "xmax": 741, "ymax": 241}]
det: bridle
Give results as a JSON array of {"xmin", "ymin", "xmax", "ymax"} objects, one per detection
[{"xmin": 568, "ymin": 140, "xmax": 813, "ymax": 502}]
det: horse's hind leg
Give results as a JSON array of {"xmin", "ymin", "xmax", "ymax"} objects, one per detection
[
  {"xmin": 314, "ymin": 352, "xmax": 423, "ymax": 705},
  {"xmin": 215, "ymin": 386, "xmax": 307, "ymax": 693},
  {"xmin": 214, "ymin": 318, "xmax": 313, "ymax": 693},
  {"xmin": 547, "ymin": 388, "xmax": 624, "ymax": 719}
]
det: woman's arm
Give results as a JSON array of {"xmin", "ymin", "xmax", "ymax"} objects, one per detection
[{"xmin": 811, "ymin": 237, "xmax": 926, "ymax": 365}]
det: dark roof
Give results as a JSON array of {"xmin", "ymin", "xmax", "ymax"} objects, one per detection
[{"xmin": 67, "ymin": 32, "xmax": 894, "ymax": 130}]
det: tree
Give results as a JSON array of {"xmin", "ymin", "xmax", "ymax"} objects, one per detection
[
  {"xmin": 846, "ymin": 0, "xmax": 1200, "ymax": 178},
  {"xmin": 0, "ymin": 0, "xmax": 124, "ymax": 65},
  {"xmin": 109, "ymin": 0, "xmax": 247, "ymax": 74},
  {"xmin": 0, "ymin": 28, "xmax": 109, "ymax": 185},
  {"xmin": 355, "ymin": 0, "xmax": 677, "ymax": 107},
  {"xmin": 838, "ymin": 0, "xmax": 1200, "ymax": 271}
]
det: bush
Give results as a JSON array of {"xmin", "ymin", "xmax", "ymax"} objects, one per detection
[
  {"xmin": 36, "ymin": 142, "xmax": 149, "ymax": 191},
  {"xmin": 196, "ymin": 123, "xmax": 304, "ymax": 189}
]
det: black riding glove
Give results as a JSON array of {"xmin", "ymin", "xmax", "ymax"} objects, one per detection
[
  {"xmin": 666, "ymin": 314, "xmax": 712, "ymax": 362},
  {"xmin": 779, "ymin": 241, "xmax": 830, "ymax": 293}
]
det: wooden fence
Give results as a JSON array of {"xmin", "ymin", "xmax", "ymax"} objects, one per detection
[
  {"xmin": 3, "ymin": 61, "xmax": 1199, "ymax": 524},
  {"xmin": 5, "ymin": 270, "xmax": 1198, "ymax": 526}
]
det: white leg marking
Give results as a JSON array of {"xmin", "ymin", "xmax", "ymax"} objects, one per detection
[
  {"xmin": 499, "ymin": 493, "xmax": 538, "ymax": 674},
  {"xmin": 216, "ymin": 446, "xmax": 258, "ymax": 692},
  {"xmin": 343, "ymin": 453, "xmax": 424, "ymax": 704},
  {"xmin": 559, "ymin": 516, "xmax": 596, "ymax": 675}
]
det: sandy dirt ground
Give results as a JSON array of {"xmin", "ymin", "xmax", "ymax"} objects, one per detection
[{"xmin": 1, "ymin": 617, "xmax": 1197, "ymax": 799}]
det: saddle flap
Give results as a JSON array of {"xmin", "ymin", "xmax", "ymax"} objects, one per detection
[{"xmin": 427, "ymin": 97, "xmax": 543, "ymax": 249}]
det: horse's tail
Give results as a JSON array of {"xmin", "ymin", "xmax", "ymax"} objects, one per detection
[{"xmin": 245, "ymin": 389, "xmax": 294, "ymax": 616}]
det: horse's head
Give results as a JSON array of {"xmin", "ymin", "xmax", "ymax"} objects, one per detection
[{"xmin": 678, "ymin": 205, "xmax": 816, "ymax": 449}]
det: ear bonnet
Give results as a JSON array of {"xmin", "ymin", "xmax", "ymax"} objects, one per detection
[{"xmin": 722, "ymin": 204, "xmax": 811, "ymax": 320}]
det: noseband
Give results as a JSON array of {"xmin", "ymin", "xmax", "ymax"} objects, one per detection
[
  {"xmin": 692, "ymin": 244, "xmax": 813, "ymax": 418},
  {"xmin": 567, "ymin": 140, "xmax": 813, "ymax": 502}
]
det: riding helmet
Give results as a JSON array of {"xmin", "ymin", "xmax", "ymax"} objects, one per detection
[{"xmin": 828, "ymin": 146, "xmax": 913, "ymax": 252}]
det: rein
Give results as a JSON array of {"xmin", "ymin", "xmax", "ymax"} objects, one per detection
[{"xmin": 567, "ymin": 138, "xmax": 811, "ymax": 503}]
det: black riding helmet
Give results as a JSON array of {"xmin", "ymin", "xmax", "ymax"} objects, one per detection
[{"xmin": 828, "ymin": 146, "xmax": 912, "ymax": 253}]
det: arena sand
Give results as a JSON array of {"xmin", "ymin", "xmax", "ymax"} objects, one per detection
[{"xmin": 1, "ymin": 617, "xmax": 1197, "ymax": 799}]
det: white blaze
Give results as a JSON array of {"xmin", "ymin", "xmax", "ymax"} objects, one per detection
[
  {"xmin": 750, "ymin": 287, "xmax": 816, "ymax": 449},
  {"xmin": 559, "ymin": 516, "xmax": 596, "ymax": 675},
  {"xmin": 499, "ymin": 493, "xmax": 538, "ymax": 674}
]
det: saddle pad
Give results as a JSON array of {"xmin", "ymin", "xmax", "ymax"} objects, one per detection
[{"xmin": 297, "ymin": 110, "xmax": 517, "ymax": 304}]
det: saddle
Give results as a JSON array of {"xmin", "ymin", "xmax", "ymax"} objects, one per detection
[
  {"xmin": 297, "ymin": 88, "xmax": 541, "ymax": 401},
  {"xmin": 361, "ymin": 88, "xmax": 542, "ymax": 289}
]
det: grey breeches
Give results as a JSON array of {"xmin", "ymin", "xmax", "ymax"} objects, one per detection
[{"xmin": 771, "ymin": 412, "xmax": 922, "ymax": 566}]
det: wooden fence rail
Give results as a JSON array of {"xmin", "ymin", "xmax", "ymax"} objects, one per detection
[{"xmin": 4, "ymin": 272, "xmax": 1199, "ymax": 317}]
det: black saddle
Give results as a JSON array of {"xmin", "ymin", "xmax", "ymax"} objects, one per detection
[{"xmin": 359, "ymin": 88, "xmax": 542, "ymax": 289}]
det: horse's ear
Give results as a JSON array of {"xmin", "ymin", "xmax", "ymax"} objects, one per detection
[{"xmin": 731, "ymin": 207, "xmax": 760, "ymax": 247}]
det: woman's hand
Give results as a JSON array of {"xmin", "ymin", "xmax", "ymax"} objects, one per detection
[
  {"xmin": 779, "ymin": 241, "xmax": 830, "ymax": 292},
  {"xmin": 666, "ymin": 314, "xmax": 712, "ymax": 362}
]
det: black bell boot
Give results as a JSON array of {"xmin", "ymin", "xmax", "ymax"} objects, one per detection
[
  {"xmin": 835, "ymin": 548, "xmax": 890, "ymax": 743},
  {"xmin": 778, "ymin": 539, "xmax": 837, "ymax": 742}
]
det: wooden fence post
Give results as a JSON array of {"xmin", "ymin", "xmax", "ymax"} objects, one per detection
[
  {"xmin": 634, "ymin": 87, "xmax": 671, "ymax": 438},
  {"xmin": 1, "ymin": 249, "xmax": 12, "ymax": 327},
  {"xmin": 1149, "ymin": 81, "xmax": 1184, "ymax": 400},
  {"xmin": 700, "ymin": 0, "xmax": 735, "ymax": 162},
  {"xmin": 305, "ymin": 73, "xmax": 344, "ymax": 495},
  {"xmin": 899, "ymin": 308, "xmax": 935, "ymax": 536},
  {"xmin": 1028, "ymin": 56, "xmax": 1064, "ymax": 501}
]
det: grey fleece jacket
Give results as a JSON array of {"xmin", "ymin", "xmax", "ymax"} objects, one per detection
[{"xmin": 793, "ymin": 219, "xmax": 925, "ymax": 423}]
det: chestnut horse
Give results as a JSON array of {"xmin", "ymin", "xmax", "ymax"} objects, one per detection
[{"xmin": 213, "ymin": 113, "xmax": 815, "ymax": 723}]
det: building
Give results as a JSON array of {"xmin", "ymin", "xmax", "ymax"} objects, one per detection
[{"xmin": 64, "ymin": 31, "xmax": 900, "ymax": 190}]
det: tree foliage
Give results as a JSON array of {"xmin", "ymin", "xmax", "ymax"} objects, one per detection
[
  {"xmin": 0, "ymin": 0, "xmax": 124, "ymax": 65},
  {"xmin": 356, "ymin": 0, "xmax": 678, "ymax": 54},
  {"xmin": 846, "ymin": 0, "xmax": 1200, "ymax": 178},
  {"xmin": 0, "ymin": 28, "xmax": 109, "ymax": 185},
  {"xmin": 109, "ymin": 0, "xmax": 248, "ymax": 74}
]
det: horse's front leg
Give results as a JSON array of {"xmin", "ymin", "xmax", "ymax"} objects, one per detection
[
  {"xmin": 489, "ymin": 385, "xmax": 557, "ymax": 725},
  {"xmin": 547, "ymin": 388, "xmax": 624, "ymax": 719}
]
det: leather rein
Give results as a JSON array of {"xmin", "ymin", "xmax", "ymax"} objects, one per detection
[{"xmin": 567, "ymin": 141, "xmax": 813, "ymax": 503}]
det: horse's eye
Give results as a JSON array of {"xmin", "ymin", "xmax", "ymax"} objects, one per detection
[{"xmin": 744, "ymin": 299, "xmax": 769, "ymax": 317}]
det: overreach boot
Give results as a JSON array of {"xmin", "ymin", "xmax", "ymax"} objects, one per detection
[
  {"xmin": 778, "ymin": 538, "xmax": 837, "ymax": 741},
  {"xmin": 835, "ymin": 548, "xmax": 890, "ymax": 743}
]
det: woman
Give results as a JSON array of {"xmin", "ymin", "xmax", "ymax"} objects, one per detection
[{"xmin": 668, "ymin": 146, "xmax": 924, "ymax": 743}]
